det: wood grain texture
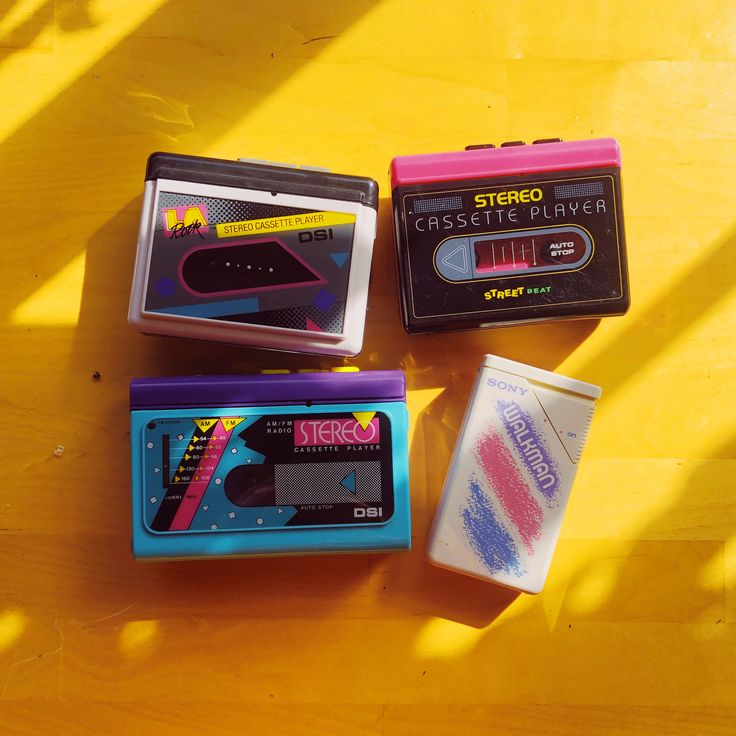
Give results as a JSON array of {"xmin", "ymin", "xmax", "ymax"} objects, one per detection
[{"xmin": 1, "ymin": 0, "xmax": 734, "ymax": 733}]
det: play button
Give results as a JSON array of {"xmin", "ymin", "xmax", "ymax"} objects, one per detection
[
  {"xmin": 435, "ymin": 237, "xmax": 474, "ymax": 281},
  {"xmin": 441, "ymin": 244, "xmax": 469, "ymax": 273},
  {"xmin": 340, "ymin": 470, "xmax": 357, "ymax": 494}
]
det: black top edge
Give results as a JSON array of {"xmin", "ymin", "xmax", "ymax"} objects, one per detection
[{"xmin": 145, "ymin": 152, "xmax": 378, "ymax": 210}]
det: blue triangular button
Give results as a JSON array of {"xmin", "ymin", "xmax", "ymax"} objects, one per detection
[
  {"xmin": 330, "ymin": 252, "xmax": 349, "ymax": 268},
  {"xmin": 340, "ymin": 470, "xmax": 357, "ymax": 493}
]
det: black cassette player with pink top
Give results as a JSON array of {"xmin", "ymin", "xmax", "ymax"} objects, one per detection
[{"xmin": 390, "ymin": 138, "xmax": 629, "ymax": 334}]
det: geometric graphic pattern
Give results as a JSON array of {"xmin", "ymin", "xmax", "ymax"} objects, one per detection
[
  {"xmin": 313, "ymin": 288, "xmax": 337, "ymax": 312},
  {"xmin": 218, "ymin": 300, "xmax": 346, "ymax": 333}
]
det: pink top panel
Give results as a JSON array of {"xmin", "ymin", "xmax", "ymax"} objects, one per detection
[{"xmin": 390, "ymin": 138, "xmax": 621, "ymax": 187}]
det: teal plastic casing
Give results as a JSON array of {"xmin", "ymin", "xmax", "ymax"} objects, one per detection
[{"xmin": 130, "ymin": 371, "xmax": 411, "ymax": 560}]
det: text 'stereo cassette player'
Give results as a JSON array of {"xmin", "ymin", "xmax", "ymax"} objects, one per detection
[
  {"xmin": 390, "ymin": 138, "xmax": 629, "ymax": 333},
  {"xmin": 129, "ymin": 153, "xmax": 379, "ymax": 356},
  {"xmin": 130, "ymin": 370, "xmax": 411, "ymax": 560}
]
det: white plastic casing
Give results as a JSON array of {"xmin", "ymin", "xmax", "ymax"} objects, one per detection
[
  {"xmin": 428, "ymin": 354, "xmax": 601, "ymax": 594},
  {"xmin": 129, "ymin": 178, "xmax": 377, "ymax": 357}
]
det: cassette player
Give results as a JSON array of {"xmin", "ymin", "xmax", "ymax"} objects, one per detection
[
  {"xmin": 130, "ymin": 369, "xmax": 411, "ymax": 560},
  {"xmin": 129, "ymin": 153, "xmax": 378, "ymax": 356},
  {"xmin": 390, "ymin": 138, "xmax": 629, "ymax": 333}
]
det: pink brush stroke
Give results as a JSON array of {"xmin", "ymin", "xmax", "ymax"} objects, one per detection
[{"xmin": 474, "ymin": 431, "xmax": 543, "ymax": 554}]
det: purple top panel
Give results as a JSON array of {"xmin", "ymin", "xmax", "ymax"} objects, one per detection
[{"xmin": 130, "ymin": 371, "xmax": 406, "ymax": 410}]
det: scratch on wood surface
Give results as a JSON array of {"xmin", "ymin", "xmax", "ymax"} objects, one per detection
[
  {"xmin": 81, "ymin": 601, "xmax": 138, "ymax": 630},
  {"xmin": 53, "ymin": 619, "xmax": 64, "ymax": 701},
  {"xmin": 302, "ymin": 35, "xmax": 336, "ymax": 45},
  {"xmin": 0, "ymin": 623, "xmax": 64, "ymax": 701},
  {"xmin": 1, "ymin": 654, "xmax": 44, "ymax": 701}
]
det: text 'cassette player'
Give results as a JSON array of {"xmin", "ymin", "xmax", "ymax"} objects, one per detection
[
  {"xmin": 130, "ymin": 370, "xmax": 411, "ymax": 560},
  {"xmin": 129, "ymin": 153, "xmax": 378, "ymax": 356},
  {"xmin": 390, "ymin": 138, "xmax": 629, "ymax": 333}
]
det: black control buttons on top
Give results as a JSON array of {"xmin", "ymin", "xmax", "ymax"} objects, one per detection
[{"xmin": 465, "ymin": 139, "xmax": 563, "ymax": 150}]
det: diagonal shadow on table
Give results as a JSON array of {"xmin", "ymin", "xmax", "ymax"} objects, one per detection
[
  {"xmin": 0, "ymin": 0, "xmax": 95, "ymax": 59},
  {"xmin": 380, "ymin": 219, "xmax": 736, "ymax": 629},
  {"xmin": 0, "ymin": 0, "xmax": 379, "ymax": 322},
  {"xmin": 0, "ymin": 0, "xmax": 387, "ymax": 633}
]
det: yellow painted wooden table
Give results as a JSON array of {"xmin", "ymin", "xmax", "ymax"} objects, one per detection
[{"xmin": 1, "ymin": 1, "xmax": 735, "ymax": 733}]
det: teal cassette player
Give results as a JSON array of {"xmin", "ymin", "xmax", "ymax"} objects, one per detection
[{"xmin": 130, "ymin": 370, "xmax": 411, "ymax": 560}]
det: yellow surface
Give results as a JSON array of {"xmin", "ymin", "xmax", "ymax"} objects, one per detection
[{"xmin": 1, "ymin": 1, "xmax": 735, "ymax": 733}]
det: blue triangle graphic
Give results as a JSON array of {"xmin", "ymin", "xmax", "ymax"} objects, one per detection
[
  {"xmin": 330, "ymin": 252, "xmax": 349, "ymax": 269},
  {"xmin": 340, "ymin": 470, "xmax": 357, "ymax": 493}
]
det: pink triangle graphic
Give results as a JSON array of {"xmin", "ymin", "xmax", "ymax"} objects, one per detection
[{"xmin": 305, "ymin": 318, "xmax": 323, "ymax": 332}]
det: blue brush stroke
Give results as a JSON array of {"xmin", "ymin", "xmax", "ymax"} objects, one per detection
[{"xmin": 461, "ymin": 476, "xmax": 524, "ymax": 576}]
